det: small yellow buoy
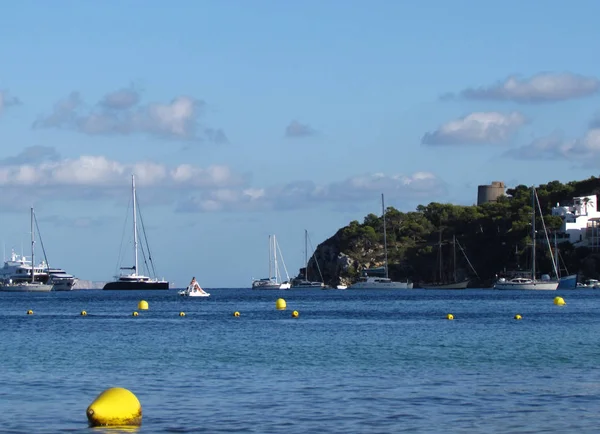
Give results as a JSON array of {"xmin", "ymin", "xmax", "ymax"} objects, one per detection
[
  {"xmin": 514, "ymin": 314, "xmax": 522, "ymax": 320},
  {"xmin": 132, "ymin": 311, "xmax": 139, "ymax": 317},
  {"xmin": 179, "ymin": 312, "xmax": 185, "ymax": 317},
  {"xmin": 275, "ymin": 298, "xmax": 286, "ymax": 310},
  {"xmin": 81, "ymin": 310, "xmax": 87, "ymax": 316},
  {"xmin": 86, "ymin": 387, "xmax": 142, "ymax": 427},
  {"xmin": 138, "ymin": 300, "xmax": 149, "ymax": 310},
  {"xmin": 446, "ymin": 313, "xmax": 454, "ymax": 320},
  {"xmin": 26, "ymin": 309, "xmax": 33, "ymax": 315},
  {"xmin": 554, "ymin": 296, "xmax": 566, "ymax": 306},
  {"xmin": 233, "ymin": 311, "xmax": 240, "ymax": 317},
  {"xmin": 291, "ymin": 310, "xmax": 299, "ymax": 318}
]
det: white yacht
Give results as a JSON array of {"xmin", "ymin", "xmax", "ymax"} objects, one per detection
[
  {"xmin": 0, "ymin": 209, "xmax": 53, "ymax": 292},
  {"xmin": 349, "ymin": 276, "xmax": 413, "ymax": 289},
  {"xmin": 45, "ymin": 266, "xmax": 77, "ymax": 291},
  {"xmin": 348, "ymin": 194, "xmax": 413, "ymax": 290},
  {"xmin": 252, "ymin": 235, "xmax": 291, "ymax": 290},
  {"xmin": 494, "ymin": 187, "xmax": 559, "ymax": 291}
]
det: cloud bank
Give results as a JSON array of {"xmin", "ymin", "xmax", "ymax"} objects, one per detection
[
  {"xmin": 445, "ymin": 72, "xmax": 600, "ymax": 103},
  {"xmin": 422, "ymin": 112, "xmax": 526, "ymax": 145},
  {"xmin": 33, "ymin": 88, "xmax": 227, "ymax": 142}
]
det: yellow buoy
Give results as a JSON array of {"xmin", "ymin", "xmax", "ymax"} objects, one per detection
[
  {"xmin": 132, "ymin": 311, "xmax": 139, "ymax": 317},
  {"xmin": 27, "ymin": 309, "xmax": 33, "ymax": 315},
  {"xmin": 446, "ymin": 313, "xmax": 454, "ymax": 320},
  {"xmin": 554, "ymin": 296, "xmax": 566, "ymax": 306},
  {"xmin": 514, "ymin": 314, "xmax": 522, "ymax": 320},
  {"xmin": 275, "ymin": 298, "xmax": 286, "ymax": 310},
  {"xmin": 179, "ymin": 312, "xmax": 185, "ymax": 317},
  {"xmin": 291, "ymin": 310, "xmax": 299, "ymax": 318},
  {"xmin": 233, "ymin": 311, "xmax": 240, "ymax": 317},
  {"xmin": 138, "ymin": 300, "xmax": 149, "ymax": 310},
  {"xmin": 81, "ymin": 310, "xmax": 87, "ymax": 316},
  {"xmin": 86, "ymin": 387, "xmax": 142, "ymax": 427}
]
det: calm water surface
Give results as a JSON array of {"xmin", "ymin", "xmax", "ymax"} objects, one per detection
[{"xmin": 1, "ymin": 288, "xmax": 600, "ymax": 433}]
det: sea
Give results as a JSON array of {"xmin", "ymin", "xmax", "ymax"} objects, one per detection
[{"xmin": 1, "ymin": 287, "xmax": 600, "ymax": 433}]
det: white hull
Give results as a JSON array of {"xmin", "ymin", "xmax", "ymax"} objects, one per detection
[
  {"xmin": 0, "ymin": 283, "xmax": 53, "ymax": 292},
  {"xmin": 494, "ymin": 280, "xmax": 559, "ymax": 290},
  {"xmin": 51, "ymin": 281, "xmax": 76, "ymax": 291}
]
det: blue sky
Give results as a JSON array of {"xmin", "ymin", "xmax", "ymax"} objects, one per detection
[{"xmin": 2, "ymin": 0, "xmax": 600, "ymax": 287}]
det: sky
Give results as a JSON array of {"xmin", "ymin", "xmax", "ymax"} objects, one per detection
[{"xmin": 2, "ymin": 0, "xmax": 600, "ymax": 287}]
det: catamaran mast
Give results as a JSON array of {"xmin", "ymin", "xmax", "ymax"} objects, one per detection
[
  {"xmin": 531, "ymin": 186, "xmax": 536, "ymax": 281},
  {"xmin": 132, "ymin": 175, "xmax": 139, "ymax": 276},
  {"xmin": 382, "ymin": 193, "xmax": 389, "ymax": 279},
  {"xmin": 30, "ymin": 207, "xmax": 35, "ymax": 284}
]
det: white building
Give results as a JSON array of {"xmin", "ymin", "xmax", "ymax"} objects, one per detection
[{"xmin": 551, "ymin": 195, "xmax": 599, "ymax": 245}]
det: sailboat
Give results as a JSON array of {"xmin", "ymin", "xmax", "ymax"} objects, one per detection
[
  {"xmin": 251, "ymin": 234, "xmax": 291, "ymax": 290},
  {"xmin": 349, "ymin": 194, "xmax": 413, "ymax": 289},
  {"xmin": 421, "ymin": 232, "xmax": 478, "ymax": 289},
  {"xmin": 291, "ymin": 230, "xmax": 325, "ymax": 288},
  {"xmin": 0, "ymin": 208, "xmax": 53, "ymax": 292},
  {"xmin": 494, "ymin": 187, "xmax": 559, "ymax": 290},
  {"xmin": 554, "ymin": 232, "xmax": 577, "ymax": 289},
  {"xmin": 103, "ymin": 175, "xmax": 169, "ymax": 290}
]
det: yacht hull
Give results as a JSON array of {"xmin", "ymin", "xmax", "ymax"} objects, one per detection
[
  {"xmin": 348, "ymin": 281, "xmax": 412, "ymax": 289},
  {"xmin": 421, "ymin": 279, "xmax": 470, "ymax": 290},
  {"xmin": 103, "ymin": 281, "xmax": 169, "ymax": 290},
  {"xmin": 0, "ymin": 283, "xmax": 53, "ymax": 292},
  {"xmin": 494, "ymin": 281, "xmax": 558, "ymax": 290}
]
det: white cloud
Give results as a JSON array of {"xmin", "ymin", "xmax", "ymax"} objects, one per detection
[
  {"xmin": 453, "ymin": 72, "xmax": 600, "ymax": 103},
  {"xmin": 422, "ymin": 112, "xmax": 527, "ymax": 145},
  {"xmin": 34, "ymin": 89, "xmax": 227, "ymax": 142},
  {"xmin": 0, "ymin": 154, "xmax": 245, "ymax": 191}
]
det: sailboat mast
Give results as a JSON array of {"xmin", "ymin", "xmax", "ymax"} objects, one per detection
[
  {"xmin": 132, "ymin": 175, "xmax": 139, "ymax": 276},
  {"xmin": 382, "ymin": 193, "xmax": 389, "ymax": 279},
  {"xmin": 531, "ymin": 187, "xmax": 536, "ymax": 281},
  {"xmin": 274, "ymin": 235, "xmax": 279, "ymax": 283},
  {"xmin": 453, "ymin": 234, "xmax": 457, "ymax": 282},
  {"xmin": 30, "ymin": 207, "xmax": 35, "ymax": 284},
  {"xmin": 268, "ymin": 235, "xmax": 272, "ymax": 280},
  {"xmin": 304, "ymin": 229, "xmax": 308, "ymax": 280}
]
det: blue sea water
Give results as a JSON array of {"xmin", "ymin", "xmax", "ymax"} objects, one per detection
[{"xmin": 1, "ymin": 288, "xmax": 600, "ymax": 433}]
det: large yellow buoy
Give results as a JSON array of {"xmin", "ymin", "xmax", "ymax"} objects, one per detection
[
  {"xmin": 138, "ymin": 300, "xmax": 149, "ymax": 310},
  {"xmin": 291, "ymin": 310, "xmax": 299, "ymax": 318},
  {"xmin": 554, "ymin": 296, "xmax": 566, "ymax": 306},
  {"xmin": 275, "ymin": 298, "xmax": 286, "ymax": 310},
  {"xmin": 86, "ymin": 387, "xmax": 142, "ymax": 427},
  {"xmin": 446, "ymin": 313, "xmax": 454, "ymax": 320}
]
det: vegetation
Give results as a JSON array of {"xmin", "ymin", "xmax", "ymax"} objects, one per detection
[{"xmin": 316, "ymin": 176, "xmax": 600, "ymax": 286}]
